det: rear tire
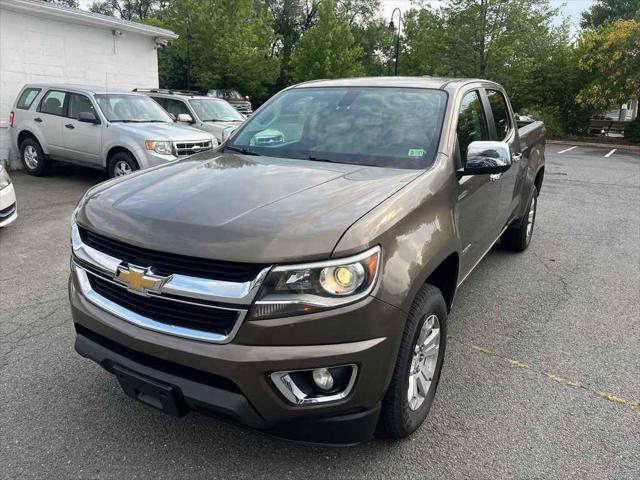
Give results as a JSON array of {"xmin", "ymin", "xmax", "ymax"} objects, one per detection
[
  {"xmin": 501, "ymin": 186, "xmax": 538, "ymax": 252},
  {"xmin": 380, "ymin": 284, "xmax": 447, "ymax": 438},
  {"xmin": 108, "ymin": 152, "xmax": 139, "ymax": 178},
  {"xmin": 20, "ymin": 137, "xmax": 50, "ymax": 176}
]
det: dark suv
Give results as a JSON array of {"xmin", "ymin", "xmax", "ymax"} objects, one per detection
[{"xmin": 207, "ymin": 89, "xmax": 252, "ymax": 115}]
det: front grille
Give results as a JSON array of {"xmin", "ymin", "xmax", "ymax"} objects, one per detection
[
  {"xmin": 79, "ymin": 227, "xmax": 266, "ymax": 282},
  {"xmin": 0, "ymin": 202, "xmax": 16, "ymax": 219},
  {"xmin": 233, "ymin": 104, "xmax": 252, "ymax": 113},
  {"xmin": 174, "ymin": 140, "xmax": 213, "ymax": 157},
  {"xmin": 89, "ymin": 275, "xmax": 239, "ymax": 336}
]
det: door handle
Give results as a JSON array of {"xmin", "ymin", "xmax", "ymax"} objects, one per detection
[
  {"xmin": 34, "ymin": 117, "xmax": 42, "ymax": 123},
  {"xmin": 490, "ymin": 173, "xmax": 503, "ymax": 182},
  {"xmin": 512, "ymin": 152, "xmax": 523, "ymax": 162},
  {"xmin": 65, "ymin": 123, "xmax": 75, "ymax": 129}
]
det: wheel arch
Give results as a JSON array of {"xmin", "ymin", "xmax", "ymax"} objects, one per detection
[
  {"xmin": 424, "ymin": 252, "xmax": 459, "ymax": 312},
  {"xmin": 17, "ymin": 129, "xmax": 47, "ymax": 154},
  {"xmin": 105, "ymin": 146, "xmax": 140, "ymax": 170}
]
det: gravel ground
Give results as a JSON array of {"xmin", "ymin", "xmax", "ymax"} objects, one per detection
[{"xmin": 1, "ymin": 145, "xmax": 638, "ymax": 479}]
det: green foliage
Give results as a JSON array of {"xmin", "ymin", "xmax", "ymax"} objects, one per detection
[
  {"xmin": 153, "ymin": 0, "xmax": 279, "ymax": 98},
  {"xmin": 576, "ymin": 14, "xmax": 640, "ymax": 108},
  {"xmin": 290, "ymin": 0, "xmax": 364, "ymax": 82},
  {"xmin": 88, "ymin": 1, "xmax": 164, "ymax": 19},
  {"xmin": 43, "ymin": 0, "xmax": 79, "ymax": 7},
  {"xmin": 580, "ymin": 0, "xmax": 640, "ymax": 28},
  {"xmin": 624, "ymin": 116, "xmax": 640, "ymax": 143}
]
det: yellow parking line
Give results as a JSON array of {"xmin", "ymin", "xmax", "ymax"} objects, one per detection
[{"xmin": 448, "ymin": 335, "xmax": 638, "ymax": 413}]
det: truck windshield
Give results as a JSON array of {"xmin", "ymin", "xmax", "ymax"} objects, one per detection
[
  {"xmin": 226, "ymin": 87, "xmax": 447, "ymax": 168},
  {"xmin": 189, "ymin": 99, "xmax": 244, "ymax": 122},
  {"xmin": 95, "ymin": 94, "xmax": 172, "ymax": 123}
]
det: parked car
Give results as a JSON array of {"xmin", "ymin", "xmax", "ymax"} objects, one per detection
[
  {"xmin": 10, "ymin": 84, "xmax": 216, "ymax": 178},
  {"xmin": 69, "ymin": 77, "xmax": 545, "ymax": 444},
  {"xmin": 0, "ymin": 164, "xmax": 17, "ymax": 227},
  {"xmin": 207, "ymin": 89, "xmax": 252, "ymax": 115},
  {"xmin": 135, "ymin": 89, "xmax": 245, "ymax": 143}
]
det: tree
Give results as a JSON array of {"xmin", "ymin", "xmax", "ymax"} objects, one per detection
[
  {"xmin": 399, "ymin": 7, "xmax": 446, "ymax": 76},
  {"xmin": 580, "ymin": 0, "xmax": 640, "ymax": 28},
  {"xmin": 290, "ymin": 0, "xmax": 364, "ymax": 82},
  {"xmin": 576, "ymin": 14, "xmax": 640, "ymax": 108},
  {"xmin": 153, "ymin": 0, "xmax": 280, "ymax": 98},
  {"xmin": 43, "ymin": 0, "xmax": 79, "ymax": 7},
  {"xmin": 88, "ymin": 1, "xmax": 167, "ymax": 19}
]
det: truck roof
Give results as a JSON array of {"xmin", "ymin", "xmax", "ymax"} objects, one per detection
[{"xmin": 293, "ymin": 76, "xmax": 501, "ymax": 91}]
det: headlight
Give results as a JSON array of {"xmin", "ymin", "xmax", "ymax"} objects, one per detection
[
  {"xmin": 222, "ymin": 126, "xmax": 237, "ymax": 142},
  {"xmin": 0, "ymin": 165, "xmax": 11, "ymax": 189},
  {"xmin": 249, "ymin": 246, "xmax": 381, "ymax": 320},
  {"xmin": 145, "ymin": 140, "xmax": 173, "ymax": 155}
]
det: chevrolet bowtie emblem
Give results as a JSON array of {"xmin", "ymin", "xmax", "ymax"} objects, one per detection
[{"xmin": 115, "ymin": 264, "xmax": 170, "ymax": 295}]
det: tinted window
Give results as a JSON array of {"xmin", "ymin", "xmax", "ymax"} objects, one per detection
[
  {"xmin": 487, "ymin": 90, "xmax": 511, "ymax": 140},
  {"xmin": 17, "ymin": 88, "xmax": 41, "ymax": 110},
  {"xmin": 228, "ymin": 87, "xmax": 447, "ymax": 169},
  {"xmin": 67, "ymin": 93, "xmax": 96, "ymax": 119},
  {"xmin": 457, "ymin": 91, "xmax": 489, "ymax": 162},
  {"xmin": 40, "ymin": 90, "xmax": 66, "ymax": 116},
  {"xmin": 150, "ymin": 96, "xmax": 167, "ymax": 109},
  {"xmin": 164, "ymin": 99, "xmax": 190, "ymax": 117}
]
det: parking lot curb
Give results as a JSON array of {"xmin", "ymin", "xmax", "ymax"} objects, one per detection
[{"xmin": 547, "ymin": 139, "xmax": 640, "ymax": 152}]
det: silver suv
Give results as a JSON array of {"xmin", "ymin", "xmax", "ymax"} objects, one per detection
[
  {"xmin": 9, "ymin": 84, "xmax": 217, "ymax": 177},
  {"xmin": 136, "ymin": 89, "xmax": 245, "ymax": 143}
]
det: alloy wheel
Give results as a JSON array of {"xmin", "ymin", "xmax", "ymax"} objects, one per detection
[
  {"xmin": 407, "ymin": 314, "xmax": 441, "ymax": 411},
  {"xmin": 113, "ymin": 160, "xmax": 132, "ymax": 176},
  {"xmin": 24, "ymin": 145, "xmax": 38, "ymax": 169}
]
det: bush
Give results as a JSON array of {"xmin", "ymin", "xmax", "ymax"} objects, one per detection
[
  {"xmin": 527, "ymin": 106, "xmax": 565, "ymax": 138},
  {"xmin": 624, "ymin": 117, "xmax": 640, "ymax": 143}
]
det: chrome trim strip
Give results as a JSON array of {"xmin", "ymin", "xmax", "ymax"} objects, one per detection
[
  {"xmin": 74, "ymin": 265, "xmax": 245, "ymax": 344},
  {"xmin": 71, "ymin": 223, "xmax": 121, "ymax": 276},
  {"xmin": 270, "ymin": 364, "xmax": 358, "ymax": 405},
  {"xmin": 71, "ymin": 223, "xmax": 269, "ymax": 305}
]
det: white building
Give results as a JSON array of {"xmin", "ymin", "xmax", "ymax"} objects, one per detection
[{"xmin": 0, "ymin": 0, "xmax": 177, "ymax": 167}]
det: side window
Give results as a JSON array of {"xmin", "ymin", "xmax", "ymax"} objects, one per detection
[
  {"xmin": 486, "ymin": 90, "xmax": 511, "ymax": 140},
  {"xmin": 457, "ymin": 90, "xmax": 489, "ymax": 162},
  {"xmin": 17, "ymin": 88, "xmax": 41, "ymax": 110},
  {"xmin": 67, "ymin": 93, "xmax": 96, "ymax": 119},
  {"xmin": 40, "ymin": 90, "xmax": 67, "ymax": 116},
  {"xmin": 150, "ymin": 96, "xmax": 167, "ymax": 109},
  {"xmin": 164, "ymin": 99, "xmax": 190, "ymax": 117}
]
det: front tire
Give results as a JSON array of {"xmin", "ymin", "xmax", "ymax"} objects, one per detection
[
  {"xmin": 501, "ymin": 186, "xmax": 538, "ymax": 252},
  {"xmin": 108, "ymin": 152, "xmax": 139, "ymax": 178},
  {"xmin": 380, "ymin": 284, "xmax": 447, "ymax": 438},
  {"xmin": 20, "ymin": 137, "xmax": 50, "ymax": 176}
]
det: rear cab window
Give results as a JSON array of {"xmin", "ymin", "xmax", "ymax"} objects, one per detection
[
  {"xmin": 486, "ymin": 90, "xmax": 512, "ymax": 140},
  {"xmin": 16, "ymin": 88, "xmax": 42, "ymax": 110}
]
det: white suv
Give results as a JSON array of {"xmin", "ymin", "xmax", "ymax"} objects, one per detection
[
  {"xmin": 136, "ymin": 89, "xmax": 245, "ymax": 143},
  {"xmin": 9, "ymin": 84, "xmax": 217, "ymax": 178}
]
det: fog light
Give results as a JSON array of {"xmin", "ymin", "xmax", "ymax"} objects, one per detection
[{"xmin": 312, "ymin": 368, "xmax": 334, "ymax": 392}]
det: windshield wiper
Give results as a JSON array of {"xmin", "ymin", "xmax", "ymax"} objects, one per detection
[
  {"xmin": 304, "ymin": 156, "xmax": 336, "ymax": 163},
  {"xmin": 110, "ymin": 119, "xmax": 164, "ymax": 123},
  {"xmin": 224, "ymin": 145, "xmax": 261, "ymax": 156}
]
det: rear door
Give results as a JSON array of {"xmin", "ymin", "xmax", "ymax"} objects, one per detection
[
  {"xmin": 455, "ymin": 89, "xmax": 503, "ymax": 277},
  {"xmin": 36, "ymin": 90, "xmax": 67, "ymax": 157},
  {"xmin": 61, "ymin": 92, "xmax": 102, "ymax": 165},
  {"xmin": 484, "ymin": 88, "xmax": 524, "ymax": 227}
]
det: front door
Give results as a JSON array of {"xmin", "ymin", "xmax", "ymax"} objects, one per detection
[
  {"xmin": 455, "ymin": 89, "xmax": 503, "ymax": 278},
  {"xmin": 62, "ymin": 93, "xmax": 102, "ymax": 164},
  {"xmin": 36, "ymin": 90, "xmax": 66, "ymax": 157}
]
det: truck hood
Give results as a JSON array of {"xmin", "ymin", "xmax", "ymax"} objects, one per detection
[
  {"xmin": 78, "ymin": 153, "xmax": 421, "ymax": 263},
  {"xmin": 200, "ymin": 121, "xmax": 242, "ymax": 142},
  {"xmin": 110, "ymin": 122, "xmax": 214, "ymax": 141}
]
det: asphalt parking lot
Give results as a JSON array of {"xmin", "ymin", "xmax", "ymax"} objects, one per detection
[{"xmin": 1, "ymin": 144, "xmax": 638, "ymax": 479}]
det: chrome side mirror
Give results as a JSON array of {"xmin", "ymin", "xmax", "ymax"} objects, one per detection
[
  {"xmin": 462, "ymin": 141, "xmax": 512, "ymax": 175},
  {"xmin": 177, "ymin": 113, "xmax": 194, "ymax": 123}
]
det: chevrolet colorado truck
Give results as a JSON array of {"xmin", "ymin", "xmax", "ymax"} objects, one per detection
[{"xmin": 69, "ymin": 77, "xmax": 545, "ymax": 444}]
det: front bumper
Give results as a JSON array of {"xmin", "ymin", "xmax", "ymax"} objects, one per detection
[{"xmin": 69, "ymin": 273, "xmax": 406, "ymax": 444}]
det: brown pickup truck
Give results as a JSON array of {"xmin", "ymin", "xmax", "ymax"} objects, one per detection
[{"xmin": 69, "ymin": 77, "xmax": 545, "ymax": 444}]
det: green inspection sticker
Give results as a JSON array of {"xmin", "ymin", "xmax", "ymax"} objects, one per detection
[{"xmin": 408, "ymin": 148, "xmax": 425, "ymax": 157}]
